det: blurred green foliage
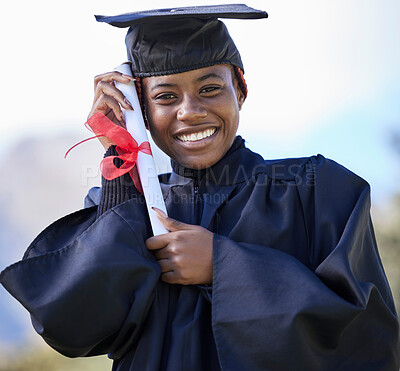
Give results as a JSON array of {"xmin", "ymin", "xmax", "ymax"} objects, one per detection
[
  {"xmin": 0, "ymin": 343, "xmax": 112, "ymax": 371},
  {"xmin": 375, "ymin": 131, "xmax": 400, "ymax": 312},
  {"xmin": 375, "ymin": 194, "xmax": 400, "ymax": 313}
]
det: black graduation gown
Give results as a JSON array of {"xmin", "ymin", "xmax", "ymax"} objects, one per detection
[{"xmin": 1, "ymin": 144, "xmax": 399, "ymax": 371}]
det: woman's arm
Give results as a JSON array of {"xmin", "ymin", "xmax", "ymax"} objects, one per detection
[
  {"xmin": 0, "ymin": 198, "xmax": 160, "ymax": 358},
  {"xmin": 0, "ymin": 71, "xmax": 157, "ymax": 358},
  {"xmin": 208, "ymin": 157, "xmax": 399, "ymax": 370}
]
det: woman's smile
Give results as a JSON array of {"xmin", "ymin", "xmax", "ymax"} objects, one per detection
[{"xmin": 175, "ymin": 127, "xmax": 217, "ymax": 143}]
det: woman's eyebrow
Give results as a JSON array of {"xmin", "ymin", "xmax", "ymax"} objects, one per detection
[
  {"xmin": 197, "ymin": 73, "xmax": 224, "ymax": 82},
  {"xmin": 151, "ymin": 83, "xmax": 176, "ymax": 92},
  {"xmin": 150, "ymin": 73, "xmax": 223, "ymax": 91}
]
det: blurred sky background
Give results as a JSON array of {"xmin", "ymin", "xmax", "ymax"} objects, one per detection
[
  {"xmin": 0, "ymin": 0, "xmax": 399, "ymax": 361},
  {"xmin": 0, "ymin": 0, "xmax": 399, "ymax": 202}
]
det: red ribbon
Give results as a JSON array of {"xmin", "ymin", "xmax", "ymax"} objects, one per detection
[{"xmin": 65, "ymin": 112, "xmax": 152, "ymax": 194}]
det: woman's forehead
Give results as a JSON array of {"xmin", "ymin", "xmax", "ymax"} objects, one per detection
[{"xmin": 143, "ymin": 64, "xmax": 234, "ymax": 87}]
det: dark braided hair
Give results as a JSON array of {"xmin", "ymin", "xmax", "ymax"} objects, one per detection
[
  {"xmin": 134, "ymin": 76, "xmax": 144, "ymax": 109},
  {"xmin": 134, "ymin": 76, "xmax": 148, "ymax": 127},
  {"xmin": 134, "ymin": 64, "xmax": 247, "ymax": 126},
  {"xmin": 233, "ymin": 65, "xmax": 248, "ymax": 100}
]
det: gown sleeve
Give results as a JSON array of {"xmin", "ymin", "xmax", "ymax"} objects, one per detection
[
  {"xmin": 211, "ymin": 155, "xmax": 400, "ymax": 371},
  {"xmin": 0, "ymin": 198, "xmax": 161, "ymax": 359}
]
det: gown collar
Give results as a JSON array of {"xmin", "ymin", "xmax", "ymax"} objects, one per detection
[{"xmin": 170, "ymin": 136, "xmax": 246, "ymax": 183}]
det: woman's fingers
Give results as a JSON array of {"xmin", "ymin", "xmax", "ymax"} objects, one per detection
[
  {"xmin": 91, "ymin": 71, "xmax": 135, "ymax": 119},
  {"xmin": 94, "ymin": 71, "xmax": 134, "ymax": 89},
  {"xmin": 88, "ymin": 71, "xmax": 135, "ymax": 150},
  {"xmin": 94, "ymin": 71, "xmax": 135, "ymax": 102},
  {"xmin": 89, "ymin": 94, "xmax": 125, "ymax": 124},
  {"xmin": 94, "ymin": 80, "xmax": 134, "ymax": 111},
  {"xmin": 88, "ymin": 94, "xmax": 126, "ymax": 150},
  {"xmin": 160, "ymin": 271, "xmax": 177, "ymax": 285},
  {"xmin": 157, "ymin": 259, "xmax": 188, "ymax": 285},
  {"xmin": 157, "ymin": 259, "xmax": 173, "ymax": 273}
]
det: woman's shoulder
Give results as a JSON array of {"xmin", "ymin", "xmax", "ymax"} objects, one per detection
[
  {"xmin": 303, "ymin": 154, "xmax": 369, "ymax": 191},
  {"xmin": 263, "ymin": 153, "xmax": 371, "ymax": 216},
  {"xmin": 261, "ymin": 152, "xmax": 369, "ymax": 187}
]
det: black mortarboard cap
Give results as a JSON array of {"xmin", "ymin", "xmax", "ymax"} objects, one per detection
[{"xmin": 95, "ymin": 4, "xmax": 268, "ymax": 77}]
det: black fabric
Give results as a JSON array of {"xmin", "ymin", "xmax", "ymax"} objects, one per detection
[
  {"xmin": 97, "ymin": 145, "xmax": 142, "ymax": 217},
  {"xmin": 124, "ymin": 18, "xmax": 243, "ymax": 77},
  {"xmin": 95, "ymin": 4, "xmax": 268, "ymax": 28},
  {"xmin": 1, "ymin": 142, "xmax": 399, "ymax": 370},
  {"xmin": 95, "ymin": 5, "xmax": 267, "ymax": 77}
]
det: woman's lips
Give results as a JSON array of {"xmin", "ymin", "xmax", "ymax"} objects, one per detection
[{"xmin": 176, "ymin": 127, "xmax": 217, "ymax": 142}]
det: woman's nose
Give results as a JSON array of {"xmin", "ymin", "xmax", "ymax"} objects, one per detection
[{"xmin": 177, "ymin": 95, "xmax": 207, "ymax": 122}]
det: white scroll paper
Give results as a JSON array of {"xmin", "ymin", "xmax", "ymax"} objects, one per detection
[{"xmin": 114, "ymin": 63, "xmax": 168, "ymax": 236}]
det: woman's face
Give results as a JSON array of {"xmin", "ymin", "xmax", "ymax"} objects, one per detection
[{"xmin": 142, "ymin": 64, "xmax": 244, "ymax": 169}]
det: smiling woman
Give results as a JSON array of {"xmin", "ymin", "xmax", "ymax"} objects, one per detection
[{"xmin": 0, "ymin": 4, "xmax": 399, "ymax": 371}]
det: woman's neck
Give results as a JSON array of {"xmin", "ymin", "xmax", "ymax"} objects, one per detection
[{"xmin": 171, "ymin": 136, "xmax": 245, "ymax": 181}]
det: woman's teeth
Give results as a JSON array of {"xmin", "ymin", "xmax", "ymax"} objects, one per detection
[{"xmin": 177, "ymin": 128, "xmax": 216, "ymax": 142}]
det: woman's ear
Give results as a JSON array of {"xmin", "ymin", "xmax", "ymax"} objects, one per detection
[
  {"xmin": 231, "ymin": 65, "xmax": 246, "ymax": 111},
  {"xmin": 233, "ymin": 75, "xmax": 245, "ymax": 110},
  {"xmin": 236, "ymin": 87, "xmax": 245, "ymax": 110},
  {"xmin": 238, "ymin": 93, "xmax": 245, "ymax": 110}
]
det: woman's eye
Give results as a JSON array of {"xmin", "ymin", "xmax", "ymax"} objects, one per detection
[
  {"xmin": 200, "ymin": 86, "xmax": 221, "ymax": 94},
  {"xmin": 155, "ymin": 93, "xmax": 176, "ymax": 100}
]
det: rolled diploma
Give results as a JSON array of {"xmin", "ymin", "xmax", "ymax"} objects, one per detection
[{"xmin": 114, "ymin": 63, "xmax": 168, "ymax": 236}]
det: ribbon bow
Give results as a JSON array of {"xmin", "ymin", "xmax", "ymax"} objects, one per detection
[{"xmin": 65, "ymin": 112, "xmax": 152, "ymax": 194}]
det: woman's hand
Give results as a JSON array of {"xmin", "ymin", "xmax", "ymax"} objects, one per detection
[
  {"xmin": 88, "ymin": 71, "xmax": 135, "ymax": 150},
  {"xmin": 146, "ymin": 208, "xmax": 214, "ymax": 285}
]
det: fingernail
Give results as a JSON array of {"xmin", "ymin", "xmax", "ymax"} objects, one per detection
[
  {"xmin": 152, "ymin": 207, "xmax": 167, "ymax": 218},
  {"xmin": 124, "ymin": 98, "xmax": 134, "ymax": 110},
  {"xmin": 122, "ymin": 74, "xmax": 136, "ymax": 81}
]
